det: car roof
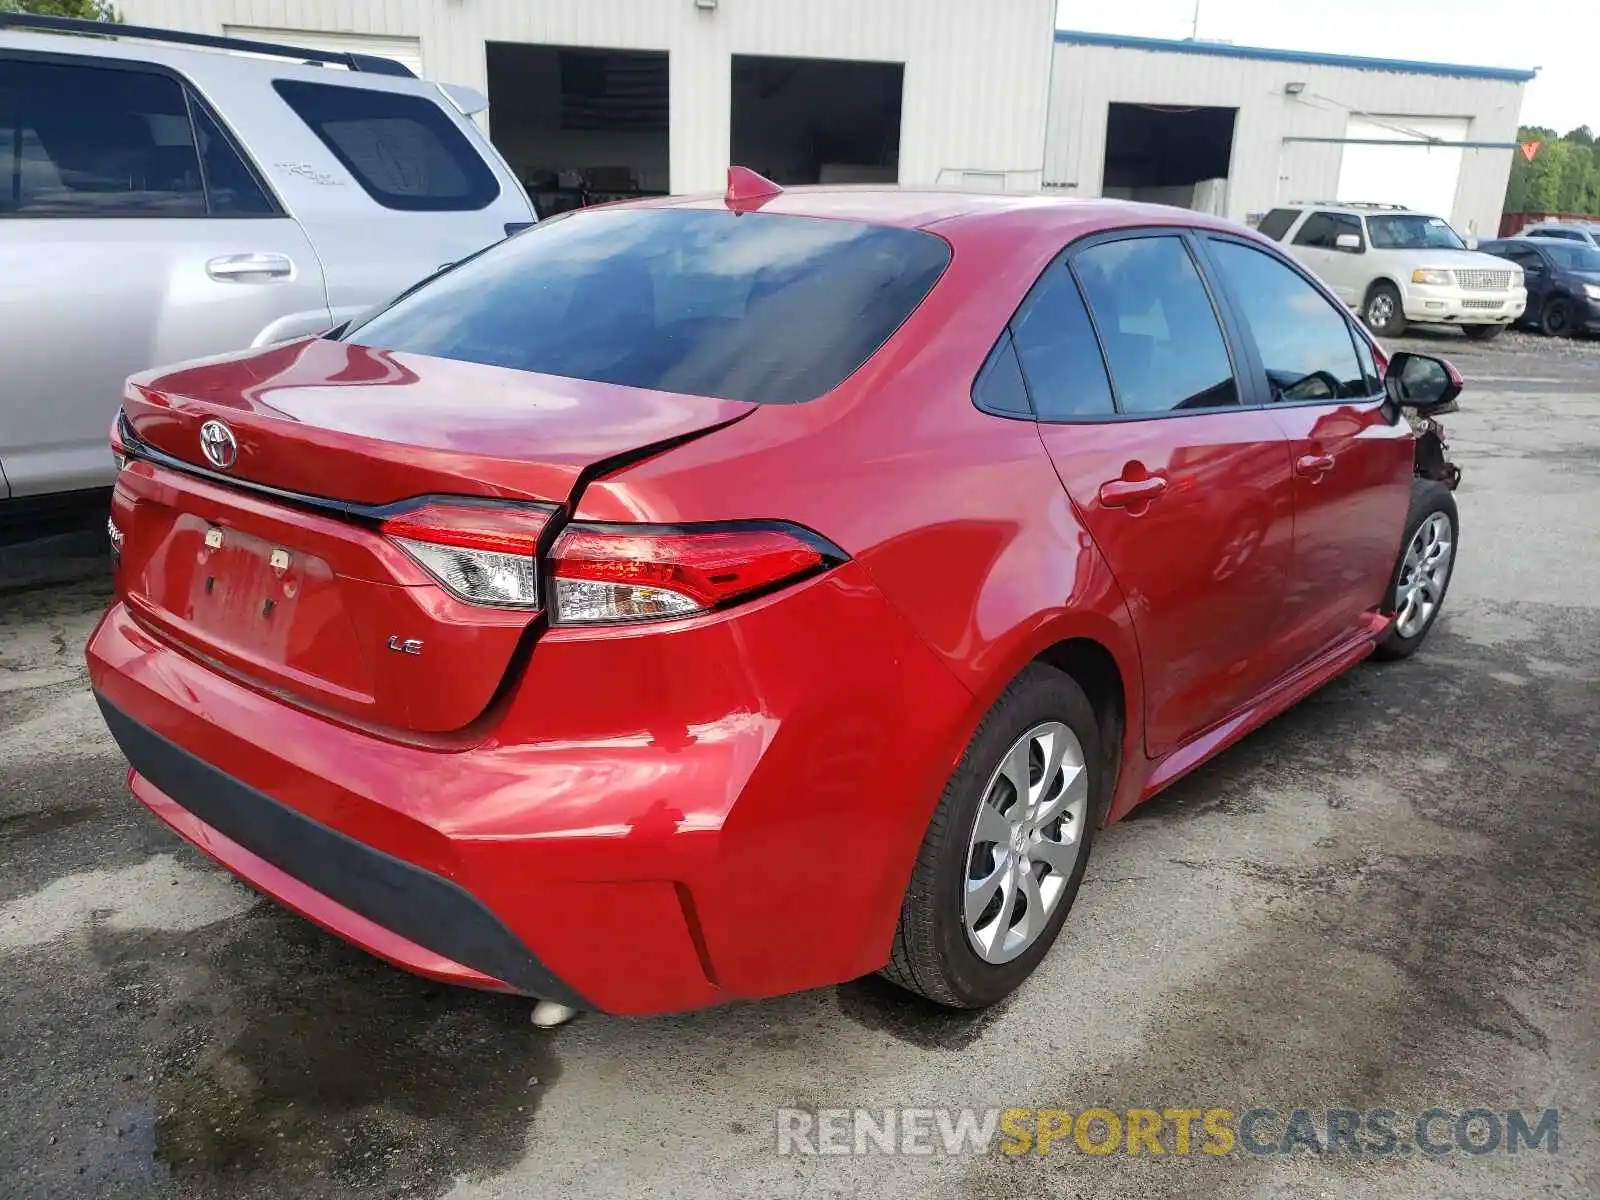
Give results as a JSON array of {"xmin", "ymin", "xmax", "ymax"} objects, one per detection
[
  {"xmin": 0, "ymin": 27, "xmax": 428, "ymax": 93},
  {"xmin": 621, "ymin": 185, "xmax": 1247, "ymax": 238},
  {"xmin": 1273, "ymin": 202, "xmax": 1417, "ymax": 214}
]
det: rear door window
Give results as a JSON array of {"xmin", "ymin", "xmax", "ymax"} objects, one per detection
[
  {"xmin": 1070, "ymin": 235, "xmax": 1239, "ymax": 414},
  {"xmin": 1206, "ymin": 239, "xmax": 1370, "ymax": 401},
  {"xmin": 273, "ymin": 79, "xmax": 499, "ymax": 211},
  {"xmin": 0, "ymin": 57, "xmax": 205, "ymax": 216},
  {"xmin": 1292, "ymin": 212, "xmax": 1364, "ymax": 249},
  {"xmin": 1007, "ymin": 263, "xmax": 1115, "ymax": 420},
  {"xmin": 190, "ymin": 102, "xmax": 276, "ymax": 215},
  {"xmin": 0, "ymin": 56, "xmax": 277, "ymax": 218},
  {"xmin": 1255, "ymin": 208, "xmax": 1300, "ymax": 242},
  {"xmin": 1502, "ymin": 245, "xmax": 1545, "ymax": 270},
  {"xmin": 1292, "ymin": 212, "xmax": 1337, "ymax": 248},
  {"xmin": 345, "ymin": 208, "xmax": 951, "ymax": 404}
]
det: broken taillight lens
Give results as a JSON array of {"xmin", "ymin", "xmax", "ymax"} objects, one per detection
[
  {"xmin": 548, "ymin": 522, "xmax": 843, "ymax": 625},
  {"xmin": 381, "ymin": 502, "xmax": 554, "ymax": 608}
]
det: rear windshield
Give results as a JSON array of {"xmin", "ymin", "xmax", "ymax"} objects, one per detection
[{"xmin": 343, "ymin": 208, "xmax": 952, "ymax": 404}]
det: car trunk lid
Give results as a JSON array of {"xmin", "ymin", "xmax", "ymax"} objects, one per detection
[
  {"xmin": 121, "ymin": 337, "xmax": 756, "ymax": 505},
  {"xmin": 114, "ymin": 338, "xmax": 755, "ymax": 734}
]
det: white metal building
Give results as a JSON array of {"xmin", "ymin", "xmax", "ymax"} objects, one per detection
[
  {"xmin": 116, "ymin": 0, "xmax": 1059, "ymax": 202},
  {"xmin": 1045, "ymin": 31, "xmax": 1533, "ymax": 237},
  {"xmin": 112, "ymin": 3, "xmax": 1530, "ymax": 235}
]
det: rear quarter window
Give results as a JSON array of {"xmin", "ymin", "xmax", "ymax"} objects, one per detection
[
  {"xmin": 1255, "ymin": 208, "xmax": 1300, "ymax": 242},
  {"xmin": 272, "ymin": 79, "xmax": 499, "ymax": 212},
  {"xmin": 344, "ymin": 208, "xmax": 952, "ymax": 404}
]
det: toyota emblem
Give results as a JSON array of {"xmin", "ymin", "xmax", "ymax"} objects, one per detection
[{"xmin": 199, "ymin": 420, "xmax": 238, "ymax": 470}]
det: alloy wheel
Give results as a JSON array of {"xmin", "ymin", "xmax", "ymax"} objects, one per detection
[
  {"xmin": 1367, "ymin": 293, "xmax": 1395, "ymax": 329},
  {"xmin": 1394, "ymin": 511, "xmax": 1454, "ymax": 639},
  {"xmin": 963, "ymin": 721, "xmax": 1089, "ymax": 964}
]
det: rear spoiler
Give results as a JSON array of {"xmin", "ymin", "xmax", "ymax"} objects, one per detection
[{"xmin": 438, "ymin": 83, "xmax": 489, "ymax": 117}]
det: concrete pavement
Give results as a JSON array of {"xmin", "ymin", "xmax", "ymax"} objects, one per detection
[{"xmin": 1, "ymin": 329, "xmax": 1595, "ymax": 1199}]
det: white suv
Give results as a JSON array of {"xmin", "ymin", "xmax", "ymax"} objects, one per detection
[
  {"xmin": 0, "ymin": 14, "xmax": 535, "ymax": 502},
  {"xmin": 1255, "ymin": 202, "xmax": 1526, "ymax": 340}
]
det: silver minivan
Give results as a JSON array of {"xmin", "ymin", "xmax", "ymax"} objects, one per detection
[{"xmin": 0, "ymin": 16, "xmax": 535, "ymax": 501}]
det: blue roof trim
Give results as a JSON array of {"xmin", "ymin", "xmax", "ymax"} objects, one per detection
[{"xmin": 1053, "ymin": 29, "xmax": 1537, "ymax": 83}]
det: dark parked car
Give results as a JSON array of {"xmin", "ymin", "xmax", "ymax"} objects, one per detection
[{"xmin": 1480, "ymin": 237, "xmax": 1600, "ymax": 337}]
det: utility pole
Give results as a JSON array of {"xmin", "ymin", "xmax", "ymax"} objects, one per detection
[{"xmin": 1190, "ymin": 0, "xmax": 1201, "ymax": 39}]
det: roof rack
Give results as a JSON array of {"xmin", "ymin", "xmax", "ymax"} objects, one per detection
[
  {"xmin": 0, "ymin": 12, "xmax": 416, "ymax": 77},
  {"xmin": 1290, "ymin": 200, "xmax": 1410, "ymax": 210}
]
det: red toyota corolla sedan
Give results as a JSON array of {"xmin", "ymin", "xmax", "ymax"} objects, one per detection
[{"xmin": 88, "ymin": 172, "xmax": 1464, "ymax": 1016}]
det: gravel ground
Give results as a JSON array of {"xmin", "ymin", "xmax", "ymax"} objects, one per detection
[{"xmin": 0, "ymin": 329, "xmax": 1596, "ymax": 1200}]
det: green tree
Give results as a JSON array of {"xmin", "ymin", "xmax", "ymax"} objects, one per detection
[
  {"xmin": 1505, "ymin": 126, "xmax": 1600, "ymax": 218},
  {"xmin": 0, "ymin": 0, "xmax": 120, "ymax": 20}
]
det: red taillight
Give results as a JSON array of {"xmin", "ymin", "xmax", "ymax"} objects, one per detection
[
  {"xmin": 109, "ymin": 411, "xmax": 128, "ymax": 471},
  {"xmin": 382, "ymin": 503, "xmax": 551, "ymax": 557},
  {"xmin": 381, "ymin": 502, "xmax": 554, "ymax": 608},
  {"xmin": 548, "ymin": 522, "xmax": 842, "ymax": 625}
]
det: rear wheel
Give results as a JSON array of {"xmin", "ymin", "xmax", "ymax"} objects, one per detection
[
  {"xmin": 1462, "ymin": 323, "xmax": 1505, "ymax": 341},
  {"xmin": 1539, "ymin": 296, "xmax": 1575, "ymax": 337},
  {"xmin": 1363, "ymin": 282, "xmax": 1407, "ymax": 337},
  {"xmin": 1374, "ymin": 479, "xmax": 1458, "ymax": 660},
  {"xmin": 882, "ymin": 664, "xmax": 1099, "ymax": 1008}
]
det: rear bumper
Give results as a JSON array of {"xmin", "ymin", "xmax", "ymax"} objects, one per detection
[
  {"xmin": 87, "ymin": 565, "xmax": 971, "ymax": 1014},
  {"xmin": 97, "ymin": 695, "xmax": 582, "ymax": 1003}
]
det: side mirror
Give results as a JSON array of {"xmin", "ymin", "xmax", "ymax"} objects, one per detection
[
  {"xmin": 1386, "ymin": 351, "xmax": 1463, "ymax": 413},
  {"xmin": 1335, "ymin": 233, "xmax": 1363, "ymax": 252}
]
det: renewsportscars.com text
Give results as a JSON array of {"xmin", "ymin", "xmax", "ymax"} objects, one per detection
[{"xmin": 775, "ymin": 1105, "xmax": 1560, "ymax": 1158}]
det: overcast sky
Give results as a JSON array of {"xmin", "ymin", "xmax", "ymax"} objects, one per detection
[{"xmin": 1057, "ymin": 0, "xmax": 1591, "ymax": 134}]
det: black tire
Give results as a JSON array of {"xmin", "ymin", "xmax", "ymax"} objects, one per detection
[
  {"xmin": 1462, "ymin": 324, "xmax": 1505, "ymax": 341},
  {"xmin": 881, "ymin": 664, "xmax": 1100, "ymax": 1008},
  {"xmin": 1539, "ymin": 296, "xmax": 1575, "ymax": 338},
  {"xmin": 1374, "ymin": 479, "xmax": 1459, "ymax": 661},
  {"xmin": 1363, "ymin": 281, "xmax": 1407, "ymax": 338}
]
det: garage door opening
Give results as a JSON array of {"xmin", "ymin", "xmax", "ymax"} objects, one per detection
[
  {"xmin": 1336, "ymin": 115, "xmax": 1468, "ymax": 224},
  {"xmin": 485, "ymin": 43, "xmax": 668, "ymax": 218},
  {"xmin": 730, "ymin": 56, "xmax": 902, "ymax": 186},
  {"xmin": 1102, "ymin": 102, "xmax": 1237, "ymax": 213}
]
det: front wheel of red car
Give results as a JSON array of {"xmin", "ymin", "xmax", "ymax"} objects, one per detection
[
  {"xmin": 1374, "ymin": 479, "xmax": 1459, "ymax": 661},
  {"xmin": 882, "ymin": 664, "xmax": 1100, "ymax": 1008}
]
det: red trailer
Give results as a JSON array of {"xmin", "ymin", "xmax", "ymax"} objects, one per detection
[{"xmin": 1500, "ymin": 211, "xmax": 1595, "ymax": 237}]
